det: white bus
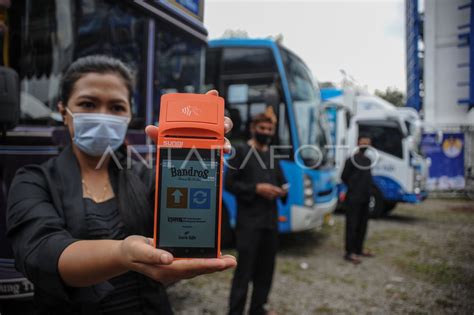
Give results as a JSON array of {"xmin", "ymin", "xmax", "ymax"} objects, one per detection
[{"xmin": 322, "ymin": 87, "xmax": 429, "ymax": 217}]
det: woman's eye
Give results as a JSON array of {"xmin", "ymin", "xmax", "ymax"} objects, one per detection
[
  {"xmin": 112, "ymin": 104, "xmax": 126, "ymax": 112},
  {"xmin": 79, "ymin": 102, "xmax": 95, "ymax": 109}
]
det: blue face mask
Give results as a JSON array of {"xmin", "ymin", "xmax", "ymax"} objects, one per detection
[{"xmin": 67, "ymin": 108, "xmax": 130, "ymax": 157}]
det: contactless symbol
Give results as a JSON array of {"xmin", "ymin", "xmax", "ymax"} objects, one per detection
[
  {"xmin": 189, "ymin": 188, "xmax": 211, "ymax": 209},
  {"xmin": 166, "ymin": 187, "xmax": 188, "ymax": 208},
  {"xmin": 181, "ymin": 105, "xmax": 202, "ymax": 117}
]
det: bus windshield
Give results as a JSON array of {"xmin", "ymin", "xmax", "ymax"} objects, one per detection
[
  {"xmin": 280, "ymin": 48, "xmax": 327, "ymax": 166},
  {"xmin": 280, "ymin": 48, "xmax": 321, "ymax": 145}
]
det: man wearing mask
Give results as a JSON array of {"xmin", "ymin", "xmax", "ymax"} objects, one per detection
[
  {"xmin": 226, "ymin": 110, "xmax": 287, "ymax": 315},
  {"xmin": 341, "ymin": 134, "xmax": 375, "ymax": 264}
]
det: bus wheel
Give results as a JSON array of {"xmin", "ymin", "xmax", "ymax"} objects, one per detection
[
  {"xmin": 384, "ymin": 201, "xmax": 398, "ymax": 214},
  {"xmin": 368, "ymin": 187, "xmax": 385, "ymax": 218},
  {"xmin": 221, "ymin": 205, "xmax": 235, "ymax": 249}
]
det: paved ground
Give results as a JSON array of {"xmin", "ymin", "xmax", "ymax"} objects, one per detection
[{"xmin": 167, "ymin": 198, "xmax": 474, "ymax": 314}]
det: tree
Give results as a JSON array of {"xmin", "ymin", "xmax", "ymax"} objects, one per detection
[
  {"xmin": 221, "ymin": 29, "xmax": 249, "ymax": 39},
  {"xmin": 267, "ymin": 33, "xmax": 284, "ymax": 44},
  {"xmin": 374, "ymin": 87, "xmax": 405, "ymax": 107},
  {"xmin": 319, "ymin": 81, "xmax": 337, "ymax": 88}
]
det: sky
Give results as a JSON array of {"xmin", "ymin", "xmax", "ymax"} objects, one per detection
[{"xmin": 204, "ymin": 0, "xmax": 406, "ymax": 93}]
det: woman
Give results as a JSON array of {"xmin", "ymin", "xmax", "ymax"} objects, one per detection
[{"xmin": 6, "ymin": 55, "xmax": 236, "ymax": 314}]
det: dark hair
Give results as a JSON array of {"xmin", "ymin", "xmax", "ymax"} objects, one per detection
[
  {"xmin": 60, "ymin": 55, "xmax": 150, "ymax": 236},
  {"xmin": 60, "ymin": 55, "xmax": 134, "ymax": 105},
  {"xmin": 358, "ymin": 133, "xmax": 371, "ymax": 142},
  {"xmin": 250, "ymin": 113, "xmax": 274, "ymax": 129}
]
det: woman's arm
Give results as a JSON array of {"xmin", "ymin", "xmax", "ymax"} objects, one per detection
[
  {"xmin": 59, "ymin": 235, "xmax": 236, "ymax": 287},
  {"xmin": 58, "ymin": 236, "xmax": 168, "ymax": 287}
]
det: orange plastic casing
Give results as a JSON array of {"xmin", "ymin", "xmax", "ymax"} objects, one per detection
[{"xmin": 153, "ymin": 93, "xmax": 225, "ymax": 259}]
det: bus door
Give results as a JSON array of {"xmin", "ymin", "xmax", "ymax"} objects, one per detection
[{"xmin": 205, "ymin": 45, "xmax": 296, "ymax": 232}]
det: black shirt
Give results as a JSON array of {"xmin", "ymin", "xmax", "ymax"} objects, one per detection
[
  {"xmin": 6, "ymin": 146, "xmax": 172, "ymax": 315},
  {"xmin": 83, "ymin": 198, "xmax": 141, "ymax": 314},
  {"xmin": 341, "ymin": 152, "xmax": 374, "ymax": 204},
  {"xmin": 225, "ymin": 143, "xmax": 286, "ymax": 230}
]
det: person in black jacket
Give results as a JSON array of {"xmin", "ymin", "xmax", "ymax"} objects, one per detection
[
  {"xmin": 341, "ymin": 134, "xmax": 375, "ymax": 264},
  {"xmin": 6, "ymin": 55, "xmax": 236, "ymax": 314},
  {"xmin": 226, "ymin": 112, "xmax": 287, "ymax": 315}
]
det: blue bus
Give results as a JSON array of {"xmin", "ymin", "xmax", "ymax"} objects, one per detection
[
  {"xmin": 205, "ymin": 38, "xmax": 337, "ymax": 243},
  {"xmin": 0, "ymin": 0, "xmax": 206, "ymax": 308}
]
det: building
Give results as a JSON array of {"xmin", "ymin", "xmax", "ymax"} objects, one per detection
[{"xmin": 406, "ymin": 0, "xmax": 474, "ymax": 196}]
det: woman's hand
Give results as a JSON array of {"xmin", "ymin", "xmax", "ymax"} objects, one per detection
[
  {"xmin": 119, "ymin": 235, "xmax": 236, "ymax": 286},
  {"xmin": 145, "ymin": 90, "xmax": 233, "ymax": 153}
]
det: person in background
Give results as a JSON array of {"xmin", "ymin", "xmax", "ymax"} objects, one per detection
[
  {"xmin": 6, "ymin": 55, "xmax": 236, "ymax": 314},
  {"xmin": 341, "ymin": 134, "xmax": 375, "ymax": 264},
  {"xmin": 226, "ymin": 110, "xmax": 287, "ymax": 315}
]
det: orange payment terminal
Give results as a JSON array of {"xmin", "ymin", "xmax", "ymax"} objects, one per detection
[{"xmin": 153, "ymin": 93, "xmax": 225, "ymax": 259}]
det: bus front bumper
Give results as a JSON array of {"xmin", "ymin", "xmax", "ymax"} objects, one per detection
[{"xmin": 290, "ymin": 197, "xmax": 338, "ymax": 232}]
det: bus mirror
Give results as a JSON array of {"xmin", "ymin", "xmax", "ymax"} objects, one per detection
[
  {"xmin": 345, "ymin": 111, "xmax": 351, "ymax": 129},
  {"xmin": 227, "ymin": 84, "xmax": 249, "ymax": 104},
  {"xmin": 264, "ymin": 88, "xmax": 279, "ymax": 108},
  {"xmin": 0, "ymin": 66, "xmax": 20, "ymax": 133}
]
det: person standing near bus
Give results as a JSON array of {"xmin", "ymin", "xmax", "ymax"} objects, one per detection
[
  {"xmin": 226, "ymin": 111, "xmax": 287, "ymax": 315},
  {"xmin": 6, "ymin": 55, "xmax": 236, "ymax": 314},
  {"xmin": 341, "ymin": 134, "xmax": 375, "ymax": 264}
]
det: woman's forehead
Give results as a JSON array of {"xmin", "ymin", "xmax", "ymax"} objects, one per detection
[{"xmin": 71, "ymin": 73, "xmax": 129, "ymax": 99}]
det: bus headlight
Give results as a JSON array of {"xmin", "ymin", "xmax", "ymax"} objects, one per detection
[{"xmin": 303, "ymin": 174, "xmax": 314, "ymax": 207}]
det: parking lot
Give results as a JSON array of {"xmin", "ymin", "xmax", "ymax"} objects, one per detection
[{"xmin": 168, "ymin": 198, "xmax": 474, "ymax": 314}]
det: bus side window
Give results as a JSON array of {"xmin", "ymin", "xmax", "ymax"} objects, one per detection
[{"xmin": 9, "ymin": 0, "xmax": 148, "ymax": 128}]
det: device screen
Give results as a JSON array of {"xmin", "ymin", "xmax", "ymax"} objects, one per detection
[{"xmin": 156, "ymin": 148, "xmax": 221, "ymax": 258}]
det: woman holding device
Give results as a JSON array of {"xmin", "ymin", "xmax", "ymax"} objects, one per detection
[{"xmin": 6, "ymin": 55, "xmax": 236, "ymax": 314}]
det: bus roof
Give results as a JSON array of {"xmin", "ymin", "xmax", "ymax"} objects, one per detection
[
  {"xmin": 208, "ymin": 38, "xmax": 308, "ymax": 68},
  {"xmin": 321, "ymin": 88, "xmax": 343, "ymax": 101},
  {"xmin": 209, "ymin": 38, "xmax": 279, "ymax": 48},
  {"xmin": 131, "ymin": 0, "xmax": 207, "ymax": 41}
]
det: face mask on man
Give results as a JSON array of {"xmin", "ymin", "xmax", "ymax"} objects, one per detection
[
  {"xmin": 255, "ymin": 132, "xmax": 272, "ymax": 145},
  {"xmin": 66, "ymin": 108, "xmax": 130, "ymax": 157}
]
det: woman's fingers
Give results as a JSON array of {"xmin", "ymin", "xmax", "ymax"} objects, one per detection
[
  {"xmin": 152, "ymin": 255, "xmax": 237, "ymax": 285},
  {"xmin": 224, "ymin": 137, "xmax": 232, "ymax": 153},
  {"xmin": 131, "ymin": 255, "xmax": 237, "ymax": 286},
  {"xmin": 224, "ymin": 116, "xmax": 233, "ymax": 134},
  {"xmin": 145, "ymin": 125, "xmax": 159, "ymax": 142},
  {"xmin": 122, "ymin": 236, "xmax": 173, "ymax": 267},
  {"xmin": 205, "ymin": 89, "xmax": 219, "ymax": 96}
]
